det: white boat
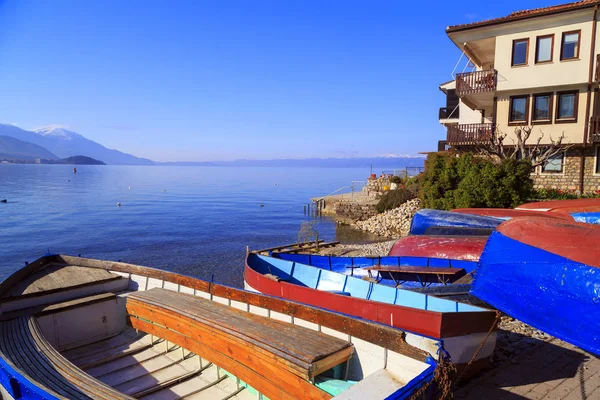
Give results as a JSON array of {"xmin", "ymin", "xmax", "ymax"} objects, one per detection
[{"xmin": 0, "ymin": 254, "xmax": 437, "ymax": 400}]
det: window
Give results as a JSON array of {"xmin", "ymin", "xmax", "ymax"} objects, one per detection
[
  {"xmin": 512, "ymin": 38, "xmax": 529, "ymax": 66},
  {"xmin": 532, "ymin": 93, "xmax": 553, "ymax": 122},
  {"xmin": 561, "ymin": 31, "xmax": 580, "ymax": 60},
  {"xmin": 535, "ymin": 35, "xmax": 554, "ymax": 63},
  {"xmin": 596, "ymin": 147, "xmax": 600, "ymax": 174},
  {"xmin": 542, "ymin": 152, "xmax": 564, "ymax": 173},
  {"xmin": 556, "ymin": 91, "xmax": 578, "ymax": 122},
  {"xmin": 509, "ymin": 95, "xmax": 529, "ymax": 124}
]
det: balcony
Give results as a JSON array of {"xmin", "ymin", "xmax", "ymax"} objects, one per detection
[
  {"xmin": 455, "ymin": 70, "xmax": 497, "ymax": 97},
  {"xmin": 439, "ymin": 107, "xmax": 459, "ymax": 120},
  {"xmin": 447, "ymin": 123, "xmax": 493, "ymax": 145},
  {"xmin": 590, "ymin": 116, "xmax": 600, "ymax": 142}
]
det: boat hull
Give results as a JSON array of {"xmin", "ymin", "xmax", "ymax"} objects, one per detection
[
  {"xmin": 516, "ymin": 198, "xmax": 600, "ymax": 213},
  {"xmin": 471, "ymin": 217, "xmax": 600, "ymax": 356},
  {"xmin": 410, "ymin": 209, "xmax": 501, "ymax": 236},
  {"xmin": 516, "ymin": 199, "xmax": 600, "ymax": 224},
  {"xmin": 389, "ymin": 235, "xmax": 487, "ymax": 262},
  {"xmin": 452, "ymin": 208, "xmax": 573, "ymax": 221}
]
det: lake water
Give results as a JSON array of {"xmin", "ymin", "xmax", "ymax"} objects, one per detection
[{"xmin": 0, "ymin": 165, "xmax": 380, "ymax": 286}]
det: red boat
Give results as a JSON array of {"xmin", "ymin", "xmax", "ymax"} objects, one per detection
[
  {"xmin": 244, "ymin": 253, "xmax": 498, "ymax": 375},
  {"xmin": 516, "ymin": 198, "xmax": 600, "ymax": 214},
  {"xmin": 452, "ymin": 208, "xmax": 573, "ymax": 220},
  {"xmin": 388, "ymin": 235, "xmax": 488, "ymax": 261}
]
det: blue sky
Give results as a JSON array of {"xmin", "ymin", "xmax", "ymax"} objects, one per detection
[{"xmin": 0, "ymin": 0, "xmax": 559, "ymax": 162}]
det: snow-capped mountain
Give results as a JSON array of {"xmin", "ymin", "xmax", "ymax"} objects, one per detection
[
  {"xmin": 33, "ymin": 127, "xmax": 85, "ymax": 140},
  {"xmin": 0, "ymin": 124, "xmax": 153, "ymax": 165}
]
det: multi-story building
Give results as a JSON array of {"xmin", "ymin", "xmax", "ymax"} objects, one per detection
[{"xmin": 439, "ymin": 0, "xmax": 600, "ymax": 193}]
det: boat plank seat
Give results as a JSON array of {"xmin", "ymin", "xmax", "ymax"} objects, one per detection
[
  {"xmin": 2, "ymin": 264, "xmax": 121, "ymax": 298},
  {"xmin": 0, "ymin": 292, "xmax": 117, "ymax": 321},
  {"xmin": 0, "ymin": 316, "xmax": 133, "ymax": 400},
  {"xmin": 365, "ymin": 266, "xmax": 467, "ymax": 285},
  {"xmin": 127, "ymin": 288, "xmax": 354, "ymax": 400},
  {"xmin": 0, "ymin": 264, "xmax": 128, "ymax": 314}
]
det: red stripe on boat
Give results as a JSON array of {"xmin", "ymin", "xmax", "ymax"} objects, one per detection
[
  {"xmin": 388, "ymin": 235, "xmax": 487, "ymax": 261},
  {"xmin": 497, "ymin": 217, "xmax": 600, "ymax": 268},
  {"xmin": 452, "ymin": 208, "xmax": 572, "ymax": 220}
]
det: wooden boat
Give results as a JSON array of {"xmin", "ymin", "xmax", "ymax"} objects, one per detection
[
  {"xmin": 0, "ymin": 254, "xmax": 438, "ymax": 400},
  {"xmin": 516, "ymin": 198, "xmax": 600, "ymax": 224},
  {"xmin": 244, "ymin": 253, "xmax": 498, "ymax": 375},
  {"xmin": 410, "ymin": 209, "xmax": 501, "ymax": 236},
  {"xmin": 389, "ymin": 235, "xmax": 487, "ymax": 262},
  {"xmin": 471, "ymin": 217, "xmax": 600, "ymax": 356},
  {"xmin": 451, "ymin": 208, "xmax": 573, "ymax": 221}
]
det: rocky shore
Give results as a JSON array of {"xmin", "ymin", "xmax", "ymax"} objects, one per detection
[{"xmin": 352, "ymin": 198, "xmax": 421, "ymax": 238}]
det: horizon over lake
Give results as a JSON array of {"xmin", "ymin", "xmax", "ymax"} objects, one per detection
[{"xmin": 0, "ymin": 164, "xmax": 387, "ymax": 287}]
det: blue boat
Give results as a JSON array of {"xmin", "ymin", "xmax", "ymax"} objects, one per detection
[
  {"xmin": 410, "ymin": 209, "xmax": 502, "ymax": 235},
  {"xmin": 471, "ymin": 216, "xmax": 600, "ymax": 356},
  {"xmin": 273, "ymin": 253, "xmax": 477, "ymax": 287}
]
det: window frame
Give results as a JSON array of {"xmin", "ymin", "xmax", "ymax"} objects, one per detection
[
  {"xmin": 541, "ymin": 151, "xmax": 565, "ymax": 174},
  {"xmin": 508, "ymin": 95, "xmax": 530, "ymax": 125},
  {"xmin": 595, "ymin": 146, "xmax": 600, "ymax": 175},
  {"xmin": 532, "ymin": 93, "xmax": 554, "ymax": 124},
  {"xmin": 555, "ymin": 90, "xmax": 579, "ymax": 123},
  {"xmin": 535, "ymin": 34, "xmax": 554, "ymax": 64},
  {"xmin": 512, "ymin": 38, "xmax": 530, "ymax": 66},
  {"xmin": 560, "ymin": 30, "xmax": 581, "ymax": 61}
]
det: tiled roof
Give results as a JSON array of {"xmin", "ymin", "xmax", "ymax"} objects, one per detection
[{"xmin": 447, "ymin": 0, "xmax": 600, "ymax": 32}]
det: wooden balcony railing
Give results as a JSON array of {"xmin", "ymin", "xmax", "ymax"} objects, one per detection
[
  {"xmin": 447, "ymin": 123, "xmax": 493, "ymax": 145},
  {"xmin": 455, "ymin": 70, "xmax": 497, "ymax": 96},
  {"xmin": 590, "ymin": 116, "xmax": 600, "ymax": 142}
]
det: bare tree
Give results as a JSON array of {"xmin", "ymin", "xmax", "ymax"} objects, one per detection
[{"xmin": 474, "ymin": 125, "xmax": 573, "ymax": 169}]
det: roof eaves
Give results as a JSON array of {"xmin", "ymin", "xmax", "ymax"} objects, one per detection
[{"xmin": 446, "ymin": 0, "xmax": 600, "ymax": 33}]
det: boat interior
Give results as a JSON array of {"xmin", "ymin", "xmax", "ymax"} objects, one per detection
[
  {"xmin": 0, "ymin": 255, "xmax": 435, "ymax": 400},
  {"xmin": 248, "ymin": 254, "xmax": 486, "ymax": 314}
]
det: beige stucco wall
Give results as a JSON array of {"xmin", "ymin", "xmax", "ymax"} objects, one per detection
[
  {"xmin": 459, "ymin": 101, "xmax": 484, "ymax": 124},
  {"xmin": 494, "ymin": 15, "xmax": 593, "ymax": 91},
  {"xmin": 495, "ymin": 84, "xmax": 588, "ymax": 145}
]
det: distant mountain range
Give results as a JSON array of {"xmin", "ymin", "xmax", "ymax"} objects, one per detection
[
  {"xmin": 0, "ymin": 123, "xmax": 426, "ymax": 168},
  {"xmin": 0, "ymin": 135, "xmax": 60, "ymax": 162},
  {"xmin": 158, "ymin": 157, "xmax": 425, "ymax": 168},
  {"xmin": 0, "ymin": 124, "xmax": 153, "ymax": 165}
]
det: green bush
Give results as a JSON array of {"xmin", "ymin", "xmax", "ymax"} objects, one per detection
[
  {"xmin": 390, "ymin": 176, "xmax": 403, "ymax": 184},
  {"xmin": 419, "ymin": 152, "xmax": 533, "ymax": 210},
  {"xmin": 376, "ymin": 187, "xmax": 418, "ymax": 213}
]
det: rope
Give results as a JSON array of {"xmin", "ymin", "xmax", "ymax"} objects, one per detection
[{"xmin": 408, "ymin": 310, "xmax": 501, "ymax": 399}]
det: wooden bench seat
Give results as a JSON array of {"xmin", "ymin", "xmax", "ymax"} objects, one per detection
[
  {"xmin": 127, "ymin": 288, "xmax": 354, "ymax": 400},
  {"xmin": 366, "ymin": 266, "xmax": 467, "ymax": 285},
  {"xmin": 0, "ymin": 316, "xmax": 132, "ymax": 400}
]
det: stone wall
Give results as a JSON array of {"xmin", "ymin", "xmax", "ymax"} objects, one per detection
[
  {"xmin": 333, "ymin": 202, "xmax": 378, "ymax": 222},
  {"xmin": 531, "ymin": 146, "xmax": 600, "ymax": 193}
]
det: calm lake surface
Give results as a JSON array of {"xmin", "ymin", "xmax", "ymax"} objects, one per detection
[{"xmin": 0, "ymin": 165, "xmax": 380, "ymax": 286}]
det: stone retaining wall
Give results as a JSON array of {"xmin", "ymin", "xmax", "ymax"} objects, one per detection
[{"xmin": 334, "ymin": 202, "xmax": 378, "ymax": 222}]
